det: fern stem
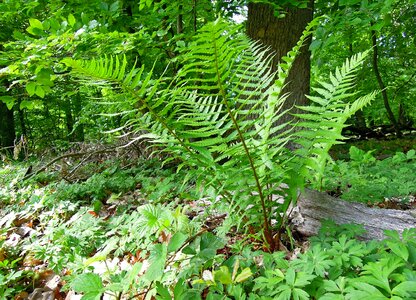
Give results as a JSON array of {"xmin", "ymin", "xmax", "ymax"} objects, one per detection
[{"xmin": 212, "ymin": 37, "xmax": 275, "ymax": 251}]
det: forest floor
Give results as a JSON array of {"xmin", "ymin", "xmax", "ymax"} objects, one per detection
[{"xmin": 0, "ymin": 136, "xmax": 415, "ymax": 299}]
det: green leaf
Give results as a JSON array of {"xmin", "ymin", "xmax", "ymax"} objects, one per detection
[
  {"xmin": 406, "ymin": 150, "xmax": 415, "ymax": 160},
  {"xmin": 29, "ymin": 18, "xmax": 43, "ymax": 30},
  {"xmin": 71, "ymin": 273, "xmax": 104, "ymax": 298},
  {"xmin": 68, "ymin": 14, "xmax": 76, "ymax": 27},
  {"xmin": 182, "ymin": 245, "xmax": 197, "ymax": 255},
  {"xmin": 200, "ymin": 232, "xmax": 223, "ymax": 251},
  {"xmin": 392, "ymin": 281, "xmax": 416, "ymax": 297},
  {"xmin": 167, "ymin": 232, "xmax": 188, "ymax": 253},
  {"xmin": 235, "ymin": 267, "xmax": 253, "ymax": 283},
  {"xmin": 309, "ymin": 39, "xmax": 322, "ymax": 51},
  {"xmin": 20, "ymin": 100, "xmax": 36, "ymax": 110},
  {"xmin": 386, "ymin": 240, "xmax": 409, "ymax": 261},
  {"xmin": 26, "ymin": 82, "xmax": 37, "ymax": 96},
  {"xmin": 0, "ymin": 96, "xmax": 15, "ymax": 109},
  {"xmin": 173, "ymin": 279, "xmax": 186, "ymax": 298},
  {"xmin": 84, "ymin": 255, "xmax": 106, "ymax": 267},
  {"xmin": 285, "ymin": 268, "xmax": 296, "ymax": 286},
  {"xmin": 156, "ymin": 282, "xmax": 171, "ymax": 300},
  {"xmin": 145, "ymin": 243, "xmax": 167, "ymax": 281},
  {"xmin": 370, "ymin": 21, "xmax": 384, "ymax": 32},
  {"xmin": 124, "ymin": 262, "xmax": 142, "ymax": 292},
  {"xmin": 214, "ymin": 266, "xmax": 232, "ymax": 284},
  {"xmin": 35, "ymin": 86, "xmax": 45, "ymax": 98}
]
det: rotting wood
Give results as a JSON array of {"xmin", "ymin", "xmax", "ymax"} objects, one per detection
[{"xmin": 292, "ymin": 188, "xmax": 416, "ymax": 240}]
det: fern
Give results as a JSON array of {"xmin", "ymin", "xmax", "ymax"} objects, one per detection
[
  {"xmin": 64, "ymin": 18, "xmax": 373, "ymax": 251},
  {"xmin": 293, "ymin": 51, "xmax": 377, "ymax": 189}
]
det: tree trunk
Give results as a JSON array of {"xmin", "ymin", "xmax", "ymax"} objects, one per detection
[
  {"xmin": 247, "ymin": 1, "xmax": 313, "ymax": 124},
  {"xmin": 64, "ymin": 102, "xmax": 75, "ymax": 142},
  {"xmin": 293, "ymin": 189, "xmax": 416, "ymax": 240},
  {"xmin": 177, "ymin": 4, "xmax": 183, "ymax": 35},
  {"xmin": 0, "ymin": 101, "xmax": 15, "ymax": 151},
  {"xmin": 349, "ymin": 43, "xmax": 368, "ymax": 135},
  {"xmin": 73, "ymin": 93, "xmax": 85, "ymax": 142},
  {"xmin": 370, "ymin": 27, "xmax": 402, "ymax": 137},
  {"xmin": 17, "ymin": 104, "xmax": 27, "ymax": 137}
]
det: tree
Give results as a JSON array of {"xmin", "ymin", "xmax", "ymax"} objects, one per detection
[
  {"xmin": 247, "ymin": 1, "xmax": 314, "ymax": 124},
  {"xmin": 312, "ymin": 0, "xmax": 415, "ymax": 136},
  {"xmin": 0, "ymin": 101, "xmax": 15, "ymax": 150}
]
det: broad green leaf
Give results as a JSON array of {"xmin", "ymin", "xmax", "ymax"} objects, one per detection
[
  {"xmin": 156, "ymin": 282, "xmax": 171, "ymax": 300},
  {"xmin": 145, "ymin": 243, "xmax": 167, "ymax": 281},
  {"xmin": 80, "ymin": 292, "xmax": 103, "ymax": 300},
  {"xmin": 386, "ymin": 240, "xmax": 409, "ymax": 261},
  {"xmin": 392, "ymin": 281, "xmax": 416, "ymax": 297},
  {"xmin": 0, "ymin": 96, "xmax": 15, "ymax": 109},
  {"xmin": 68, "ymin": 14, "xmax": 76, "ymax": 27},
  {"xmin": 235, "ymin": 267, "xmax": 253, "ymax": 283},
  {"xmin": 319, "ymin": 294, "xmax": 344, "ymax": 300},
  {"xmin": 200, "ymin": 232, "xmax": 224, "ymax": 251},
  {"xmin": 167, "ymin": 232, "xmax": 188, "ymax": 253},
  {"xmin": 29, "ymin": 18, "xmax": 43, "ymax": 30},
  {"xmin": 285, "ymin": 268, "xmax": 296, "ymax": 286},
  {"xmin": 276, "ymin": 287, "xmax": 292, "ymax": 300},
  {"xmin": 214, "ymin": 266, "xmax": 232, "ymax": 284},
  {"xmin": 124, "ymin": 262, "xmax": 142, "ymax": 292},
  {"xmin": 292, "ymin": 288, "xmax": 310, "ymax": 300},
  {"xmin": 35, "ymin": 86, "xmax": 45, "ymax": 98},
  {"xmin": 182, "ymin": 244, "xmax": 197, "ymax": 255},
  {"xmin": 26, "ymin": 82, "xmax": 37, "ymax": 96},
  {"xmin": 174, "ymin": 279, "xmax": 186, "ymax": 298},
  {"xmin": 406, "ymin": 150, "xmax": 415, "ymax": 160},
  {"xmin": 71, "ymin": 273, "xmax": 104, "ymax": 295},
  {"xmin": 20, "ymin": 100, "xmax": 36, "ymax": 110}
]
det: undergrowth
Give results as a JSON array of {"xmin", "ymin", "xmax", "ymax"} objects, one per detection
[
  {"xmin": 1, "ymin": 18, "xmax": 414, "ymax": 300},
  {"xmin": 1, "ymin": 154, "xmax": 416, "ymax": 299},
  {"xmin": 323, "ymin": 147, "xmax": 416, "ymax": 204}
]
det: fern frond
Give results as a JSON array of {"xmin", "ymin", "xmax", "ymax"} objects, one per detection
[
  {"xmin": 294, "ymin": 50, "xmax": 377, "ymax": 186},
  {"xmin": 66, "ymin": 17, "xmax": 370, "ymax": 251}
]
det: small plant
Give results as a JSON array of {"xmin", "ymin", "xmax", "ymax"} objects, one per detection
[
  {"xmin": 323, "ymin": 147, "xmax": 416, "ymax": 203},
  {"xmin": 159, "ymin": 225, "xmax": 416, "ymax": 299},
  {"xmin": 0, "ymin": 256, "xmax": 33, "ymax": 299}
]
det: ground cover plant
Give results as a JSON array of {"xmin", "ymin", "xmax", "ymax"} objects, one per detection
[
  {"xmin": 1, "ymin": 160, "xmax": 416, "ymax": 299},
  {"xmin": 323, "ymin": 147, "xmax": 416, "ymax": 205},
  {"xmin": 1, "ymin": 1, "xmax": 415, "ymax": 299}
]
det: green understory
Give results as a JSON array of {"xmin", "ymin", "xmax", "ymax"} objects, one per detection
[{"xmin": 1, "ymin": 148, "xmax": 415, "ymax": 299}]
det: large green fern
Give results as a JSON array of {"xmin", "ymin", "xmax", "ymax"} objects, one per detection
[
  {"xmin": 64, "ymin": 18, "xmax": 375, "ymax": 251},
  {"xmin": 293, "ymin": 51, "xmax": 378, "ymax": 188}
]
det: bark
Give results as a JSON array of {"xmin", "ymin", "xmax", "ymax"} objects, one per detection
[
  {"xmin": 293, "ymin": 189, "xmax": 416, "ymax": 240},
  {"xmin": 247, "ymin": 1, "xmax": 314, "ymax": 124},
  {"xmin": 192, "ymin": 0, "xmax": 197, "ymax": 32},
  {"xmin": 73, "ymin": 93, "xmax": 85, "ymax": 141},
  {"xmin": 177, "ymin": 4, "xmax": 183, "ymax": 35},
  {"xmin": 351, "ymin": 110, "xmax": 368, "ymax": 135},
  {"xmin": 64, "ymin": 101, "xmax": 75, "ymax": 141},
  {"xmin": 17, "ymin": 104, "xmax": 27, "ymax": 137},
  {"xmin": 349, "ymin": 43, "xmax": 368, "ymax": 134},
  {"xmin": 0, "ymin": 101, "xmax": 15, "ymax": 150}
]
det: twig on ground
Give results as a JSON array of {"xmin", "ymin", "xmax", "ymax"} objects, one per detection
[{"xmin": 23, "ymin": 146, "xmax": 118, "ymax": 181}]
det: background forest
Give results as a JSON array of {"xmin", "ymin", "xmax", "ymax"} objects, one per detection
[
  {"xmin": 1, "ymin": 0, "xmax": 415, "ymax": 147},
  {"xmin": 0, "ymin": 0, "xmax": 415, "ymax": 299}
]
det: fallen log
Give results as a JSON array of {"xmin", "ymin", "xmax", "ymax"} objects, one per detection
[{"xmin": 293, "ymin": 189, "xmax": 416, "ymax": 240}]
